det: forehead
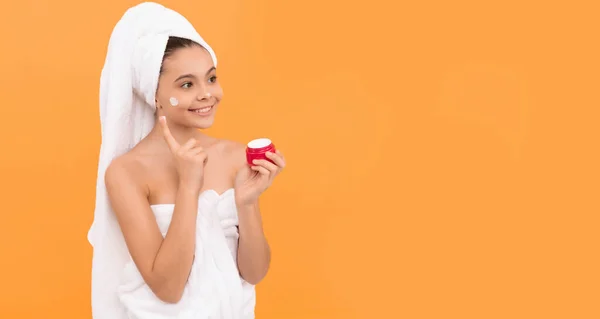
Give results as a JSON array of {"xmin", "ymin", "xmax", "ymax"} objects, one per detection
[{"xmin": 161, "ymin": 46, "xmax": 214, "ymax": 76}]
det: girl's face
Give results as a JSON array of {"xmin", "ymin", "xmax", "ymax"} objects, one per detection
[{"xmin": 155, "ymin": 45, "xmax": 223, "ymax": 129}]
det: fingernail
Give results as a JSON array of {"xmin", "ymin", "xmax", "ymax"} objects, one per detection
[{"xmin": 160, "ymin": 116, "xmax": 165, "ymax": 121}]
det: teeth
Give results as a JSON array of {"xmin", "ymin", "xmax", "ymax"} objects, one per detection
[{"xmin": 191, "ymin": 106, "xmax": 211, "ymax": 113}]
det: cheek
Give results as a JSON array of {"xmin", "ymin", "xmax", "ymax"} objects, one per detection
[
  {"xmin": 211, "ymin": 85, "xmax": 224, "ymax": 100},
  {"xmin": 159, "ymin": 91, "xmax": 195, "ymax": 109},
  {"xmin": 168, "ymin": 97, "xmax": 179, "ymax": 106},
  {"xmin": 173, "ymin": 94, "xmax": 196, "ymax": 108}
]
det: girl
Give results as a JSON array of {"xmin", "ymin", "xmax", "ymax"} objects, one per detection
[{"xmin": 88, "ymin": 3, "xmax": 285, "ymax": 318}]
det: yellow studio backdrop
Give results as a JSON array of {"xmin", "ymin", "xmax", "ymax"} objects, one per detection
[{"xmin": 0, "ymin": 0, "xmax": 598, "ymax": 318}]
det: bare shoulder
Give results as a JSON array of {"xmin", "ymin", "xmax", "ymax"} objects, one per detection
[
  {"xmin": 104, "ymin": 152, "xmax": 147, "ymax": 195},
  {"xmin": 213, "ymin": 138, "xmax": 247, "ymax": 169}
]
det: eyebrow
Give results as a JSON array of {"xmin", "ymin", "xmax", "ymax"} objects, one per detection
[
  {"xmin": 205, "ymin": 66, "xmax": 216, "ymax": 75},
  {"xmin": 174, "ymin": 67, "xmax": 216, "ymax": 82}
]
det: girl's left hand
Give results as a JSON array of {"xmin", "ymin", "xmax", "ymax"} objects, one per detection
[{"xmin": 234, "ymin": 150, "xmax": 286, "ymax": 207}]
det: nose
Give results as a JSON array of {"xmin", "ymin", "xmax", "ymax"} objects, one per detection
[{"xmin": 197, "ymin": 89, "xmax": 212, "ymax": 101}]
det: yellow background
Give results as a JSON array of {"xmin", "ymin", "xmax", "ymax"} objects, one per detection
[{"xmin": 0, "ymin": 0, "xmax": 598, "ymax": 318}]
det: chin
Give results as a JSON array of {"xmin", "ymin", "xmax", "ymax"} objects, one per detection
[
  {"xmin": 190, "ymin": 116, "xmax": 215, "ymax": 129},
  {"xmin": 188, "ymin": 118, "xmax": 214, "ymax": 129},
  {"xmin": 185, "ymin": 107, "xmax": 217, "ymax": 129}
]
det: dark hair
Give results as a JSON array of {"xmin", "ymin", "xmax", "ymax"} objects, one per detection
[{"xmin": 159, "ymin": 36, "xmax": 201, "ymax": 75}]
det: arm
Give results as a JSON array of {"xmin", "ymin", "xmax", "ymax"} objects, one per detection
[
  {"xmin": 236, "ymin": 200, "xmax": 271, "ymax": 284},
  {"xmin": 232, "ymin": 141, "xmax": 285, "ymax": 285},
  {"xmin": 105, "ymin": 159, "xmax": 199, "ymax": 303}
]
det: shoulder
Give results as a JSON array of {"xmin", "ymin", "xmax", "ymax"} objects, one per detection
[
  {"xmin": 213, "ymin": 138, "xmax": 247, "ymax": 169},
  {"xmin": 223, "ymin": 139, "xmax": 247, "ymax": 155},
  {"xmin": 104, "ymin": 152, "xmax": 146, "ymax": 191}
]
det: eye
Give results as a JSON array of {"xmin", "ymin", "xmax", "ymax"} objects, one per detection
[
  {"xmin": 208, "ymin": 75, "xmax": 218, "ymax": 84},
  {"xmin": 181, "ymin": 82, "xmax": 193, "ymax": 89}
]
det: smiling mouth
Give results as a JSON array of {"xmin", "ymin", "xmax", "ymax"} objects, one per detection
[{"xmin": 188, "ymin": 105, "xmax": 214, "ymax": 114}]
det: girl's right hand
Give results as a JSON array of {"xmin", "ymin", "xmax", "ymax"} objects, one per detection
[{"xmin": 159, "ymin": 116, "xmax": 207, "ymax": 192}]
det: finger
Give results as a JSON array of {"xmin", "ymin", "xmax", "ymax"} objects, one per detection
[
  {"xmin": 265, "ymin": 151, "xmax": 286, "ymax": 168},
  {"xmin": 195, "ymin": 153, "xmax": 208, "ymax": 164},
  {"xmin": 275, "ymin": 149, "xmax": 284, "ymax": 160},
  {"xmin": 189, "ymin": 146, "xmax": 206, "ymax": 156},
  {"xmin": 179, "ymin": 138, "xmax": 198, "ymax": 152},
  {"xmin": 159, "ymin": 116, "xmax": 179, "ymax": 151},
  {"xmin": 275, "ymin": 150, "xmax": 285, "ymax": 162},
  {"xmin": 192, "ymin": 149, "xmax": 208, "ymax": 163},
  {"xmin": 251, "ymin": 165, "xmax": 270, "ymax": 176},
  {"xmin": 253, "ymin": 159, "xmax": 279, "ymax": 174}
]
